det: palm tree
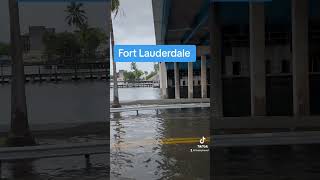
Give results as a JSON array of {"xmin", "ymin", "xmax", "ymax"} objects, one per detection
[
  {"xmin": 111, "ymin": 0, "xmax": 121, "ymax": 108},
  {"xmin": 7, "ymin": 0, "xmax": 35, "ymax": 146},
  {"xmin": 65, "ymin": 2, "xmax": 88, "ymax": 74},
  {"xmin": 65, "ymin": 2, "xmax": 88, "ymax": 29}
]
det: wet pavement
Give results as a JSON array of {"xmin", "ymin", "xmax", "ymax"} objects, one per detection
[
  {"xmin": 110, "ymin": 108, "xmax": 210, "ymax": 180},
  {"xmin": 213, "ymin": 145, "xmax": 320, "ymax": 180},
  {"xmin": 0, "ymin": 134, "xmax": 108, "ymax": 180}
]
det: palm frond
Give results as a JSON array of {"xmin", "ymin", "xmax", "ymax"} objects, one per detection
[{"xmin": 111, "ymin": 0, "xmax": 120, "ymax": 17}]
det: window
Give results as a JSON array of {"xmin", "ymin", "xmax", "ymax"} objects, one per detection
[
  {"xmin": 281, "ymin": 59, "xmax": 290, "ymax": 73},
  {"xmin": 232, "ymin": 61, "xmax": 241, "ymax": 75}
]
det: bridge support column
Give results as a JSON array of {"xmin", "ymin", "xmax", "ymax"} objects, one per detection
[
  {"xmin": 188, "ymin": 62, "xmax": 193, "ymax": 98},
  {"xmin": 85, "ymin": 154, "xmax": 91, "ymax": 169},
  {"xmin": 174, "ymin": 62, "xmax": 180, "ymax": 99},
  {"xmin": 292, "ymin": 0, "xmax": 310, "ymax": 116},
  {"xmin": 249, "ymin": 2, "xmax": 266, "ymax": 116},
  {"xmin": 159, "ymin": 62, "xmax": 168, "ymax": 99},
  {"xmin": 201, "ymin": 56, "xmax": 207, "ymax": 98},
  {"xmin": 209, "ymin": 3, "xmax": 223, "ymax": 117},
  {"xmin": 0, "ymin": 161, "xmax": 2, "ymax": 179}
]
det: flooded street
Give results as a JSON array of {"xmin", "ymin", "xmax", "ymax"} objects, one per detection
[
  {"xmin": 110, "ymin": 108, "xmax": 210, "ymax": 180},
  {"xmin": 0, "ymin": 83, "xmax": 212, "ymax": 179},
  {"xmin": 1, "ymin": 135, "xmax": 108, "ymax": 180},
  {"xmin": 0, "ymin": 81, "xmax": 108, "ymax": 179}
]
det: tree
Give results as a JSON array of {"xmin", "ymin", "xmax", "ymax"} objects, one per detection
[
  {"xmin": 130, "ymin": 62, "xmax": 143, "ymax": 80},
  {"xmin": 123, "ymin": 71, "xmax": 136, "ymax": 81},
  {"xmin": 75, "ymin": 25, "xmax": 107, "ymax": 58},
  {"xmin": 43, "ymin": 27, "xmax": 106, "ymax": 62},
  {"xmin": 111, "ymin": 0, "xmax": 121, "ymax": 108},
  {"xmin": 146, "ymin": 63, "xmax": 160, "ymax": 80},
  {"xmin": 153, "ymin": 62, "xmax": 159, "ymax": 72},
  {"xmin": 7, "ymin": 0, "xmax": 35, "ymax": 146},
  {"xmin": 43, "ymin": 32, "xmax": 81, "ymax": 63},
  {"xmin": 65, "ymin": 2, "xmax": 88, "ymax": 29}
]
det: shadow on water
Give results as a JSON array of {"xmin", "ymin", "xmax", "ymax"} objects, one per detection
[
  {"xmin": 213, "ymin": 145, "xmax": 320, "ymax": 180},
  {"xmin": 10, "ymin": 160, "xmax": 35, "ymax": 180},
  {"xmin": 2, "ymin": 153, "xmax": 108, "ymax": 180}
]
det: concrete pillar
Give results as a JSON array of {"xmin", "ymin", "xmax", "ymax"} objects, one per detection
[
  {"xmin": 159, "ymin": 62, "xmax": 168, "ymax": 98},
  {"xmin": 249, "ymin": 2, "xmax": 266, "ymax": 116},
  {"xmin": 188, "ymin": 62, "xmax": 193, "ymax": 98},
  {"xmin": 292, "ymin": 0, "xmax": 310, "ymax": 116},
  {"xmin": 201, "ymin": 56, "xmax": 207, "ymax": 98},
  {"xmin": 174, "ymin": 62, "xmax": 180, "ymax": 99},
  {"xmin": 209, "ymin": 3, "xmax": 223, "ymax": 117}
]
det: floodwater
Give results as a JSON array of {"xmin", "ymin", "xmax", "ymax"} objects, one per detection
[
  {"xmin": 3, "ymin": 82, "xmax": 320, "ymax": 179},
  {"xmin": 0, "ymin": 81, "xmax": 108, "ymax": 131},
  {"xmin": 1, "ymin": 136, "xmax": 108, "ymax": 180},
  {"xmin": 110, "ymin": 108, "xmax": 211, "ymax": 180},
  {"xmin": 0, "ymin": 82, "xmax": 212, "ymax": 179},
  {"xmin": 110, "ymin": 87, "xmax": 161, "ymax": 102},
  {"xmin": 214, "ymin": 145, "xmax": 320, "ymax": 180},
  {"xmin": 0, "ymin": 81, "xmax": 108, "ymax": 179}
]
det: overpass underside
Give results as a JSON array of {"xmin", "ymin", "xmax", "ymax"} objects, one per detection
[{"xmin": 153, "ymin": 0, "xmax": 320, "ymax": 119}]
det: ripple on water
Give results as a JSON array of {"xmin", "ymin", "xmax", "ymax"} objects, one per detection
[{"xmin": 110, "ymin": 108, "xmax": 210, "ymax": 180}]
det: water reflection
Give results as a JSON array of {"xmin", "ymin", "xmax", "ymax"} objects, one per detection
[
  {"xmin": 110, "ymin": 108, "xmax": 210, "ymax": 180},
  {"xmin": 2, "ymin": 143, "xmax": 108, "ymax": 179},
  {"xmin": 10, "ymin": 160, "xmax": 35, "ymax": 179},
  {"xmin": 110, "ymin": 87, "xmax": 161, "ymax": 102}
]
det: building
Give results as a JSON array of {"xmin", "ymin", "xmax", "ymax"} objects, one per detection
[
  {"xmin": 152, "ymin": 0, "xmax": 320, "ymax": 120},
  {"xmin": 22, "ymin": 26, "xmax": 55, "ymax": 62},
  {"xmin": 117, "ymin": 70, "xmax": 125, "ymax": 81}
]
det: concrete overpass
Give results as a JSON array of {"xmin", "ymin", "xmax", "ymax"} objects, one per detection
[{"xmin": 152, "ymin": 0, "xmax": 320, "ymax": 123}]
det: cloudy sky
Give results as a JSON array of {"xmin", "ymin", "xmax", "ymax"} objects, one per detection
[
  {"xmin": 112, "ymin": 0, "xmax": 156, "ymax": 72},
  {"xmin": 0, "ymin": 1, "xmax": 108, "ymax": 42}
]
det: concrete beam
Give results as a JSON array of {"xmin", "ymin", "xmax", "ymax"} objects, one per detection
[
  {"xmin": 249, "ymin": 2, "xmax": 266, "ymax": 116},
  {"xmin": 188, "ymin": 62, "xmax": 194, "ymax": 98},
  {"xmin": 159, "ymin": 62, "xmax": 168, "ymax": 99},
  {"xmin": 292, "ymin": 0, "xmax": 310, "ymax": 116},
  {"xmin": 209, "ymin": 3, "xmax": 223, "ymax": 118},
  {"xmin": 181, "ymin": 0, "xmax": 209, "ymax": 44},
  {"xmin": 174, "ymin": 62, "xmax": 180, "ymax": 99},
  {"xmin": 201, "ymin": 56, "xmax": 207, "ymax": 98},
  {"xmin": 197, "ymin": 46, "xmax": 210, "ymax": 57}
]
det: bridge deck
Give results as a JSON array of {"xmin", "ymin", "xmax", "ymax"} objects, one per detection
[{"xmin": 110, "ymin": 103, "xmax": 210, "ymax": 113}]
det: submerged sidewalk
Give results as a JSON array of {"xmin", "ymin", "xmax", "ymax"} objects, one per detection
[{"xmin": 112, "ymin": 98, "xmax": 210, "ymax": 106}]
